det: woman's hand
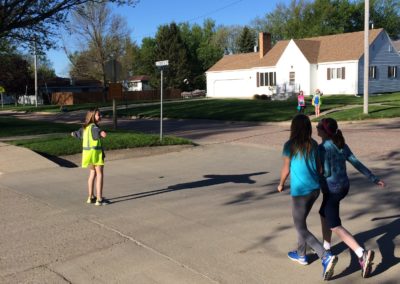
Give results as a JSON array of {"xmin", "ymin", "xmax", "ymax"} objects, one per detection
[
  {"xmin": 377, "ymin": 180, "xmax": 385, "ymax": 188},
  {"xmin": 277, "ymin": 184, "xmax": 284, "ymax": 192}
]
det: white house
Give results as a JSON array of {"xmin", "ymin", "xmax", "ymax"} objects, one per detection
[
  {"xmin": 206, "ymin": 29, "xmax": 400, "ymax": 98},
  {"xmin": 126, "ymin": 75, "xmax": 152, "ymax": 91}
]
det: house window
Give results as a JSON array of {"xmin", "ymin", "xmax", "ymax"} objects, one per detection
[
  {"xmin": 257, "ymin": 72, "xmax": 276, "ymax": 87},
  {"xmin": 388, "ymin": 66, "xmax": 397, "ymax": 78},
  {"xmin": 369, "ymin": 66, "xmax": 377, "ymax": 79},
  {"xmin": 327, "ymin": 67, "xmax": 346, "ymax": 80},
  {"xmin": 289, "ymin": 72, "xmax": 295, "ymax": 85}
]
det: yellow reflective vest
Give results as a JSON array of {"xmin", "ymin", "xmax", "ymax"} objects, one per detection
[{"xmin": 82, "ymin": 123, "xmax": 104, "ymax": 168}]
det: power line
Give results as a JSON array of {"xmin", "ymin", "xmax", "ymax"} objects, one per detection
[
  {"xmin": 186, "ymin": 0, "xmax": 244, "ymax": 22},
  {"xmin": 132, "ymin": 0, "xmax": 245, "ymax": 40}
]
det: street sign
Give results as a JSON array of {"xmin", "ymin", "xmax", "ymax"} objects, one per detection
[
  {"xmin": 155, "ymin": 60, "xmax": 169, "ymax": 141},
  {"xmin": 155, "ymin": 60, "xmax": 169, "ymax": 67}
]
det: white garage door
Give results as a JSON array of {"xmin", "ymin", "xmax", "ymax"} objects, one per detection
[{"xmin": 213, "ymin": 79, "xmax": 247, "ymax": 98}]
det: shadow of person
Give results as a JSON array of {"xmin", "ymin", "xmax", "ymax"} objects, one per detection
[
  {"xmin": 108, "ymin": 171, "xmax": 268, "ymax": 204},
  {"xmin": 330, "ymin": 216, "xmax": 400, "ymax": 280}
]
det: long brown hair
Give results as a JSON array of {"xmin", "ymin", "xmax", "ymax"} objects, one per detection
[
  {"xmin": 289, "ymin": 114, "xmax": 314, "ymax": 158},
  {"xmin": 83, "ymin": 108, "xmax": 99, "ymax": 129},
  {"xmin": 320, "ymin": 118, "xmax": 345, "ymax": 149}
]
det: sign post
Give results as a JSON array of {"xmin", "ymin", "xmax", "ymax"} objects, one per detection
[
  {"xmin": 0, "ymin": 86, "xmax": 5, "ymax": 108},
  {"xmin": 155, "ymin": 60, "xmax": 169, "ymax": 141}
]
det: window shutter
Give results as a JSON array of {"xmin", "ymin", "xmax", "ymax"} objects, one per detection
[
  {"xmin": 342, "ymin": 67, "xmax": 346, "ymax": 79},
  {"xmin": 327, "ymin": 68, "xmax": 331, "ymax": 80},
  {"xmin": 395, "ymin": 66, "xmax": 398, "ymax": 78},
  {"xmin": 256, "ymin": 72, "xmax": 259, "ymax": 87}
]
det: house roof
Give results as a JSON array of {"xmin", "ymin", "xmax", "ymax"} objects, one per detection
[
  {"xmin": 207, "ymin": 29, "xmax": 384, "ymax": 72},
  {"xmin": 299, "ymin": 28, "xmax": 383, "ymax": 63},
  {"xmin": 128, "ymin": 75, "xmax": 150, "ymax": 81},
  {"xmin": 393, "ymin": 40, "xmax": 400, "ymax": 52}
]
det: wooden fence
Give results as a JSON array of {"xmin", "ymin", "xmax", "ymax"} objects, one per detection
[{"xmin": 51, "ymin": 88, "xmax": 182, "ymax": 105}]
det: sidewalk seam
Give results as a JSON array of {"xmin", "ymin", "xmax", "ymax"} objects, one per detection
[{"xmin": 90, "ymin": 219, "xmax": 220, "ymax": 284}]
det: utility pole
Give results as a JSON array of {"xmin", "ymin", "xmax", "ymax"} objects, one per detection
[
  {"xmin": 34, "ymin": 39, "xmax": 38, "ymax": 107},
  {"xmin": 363, "ymin": 0, "xmax": 369, "ymax": 114}
]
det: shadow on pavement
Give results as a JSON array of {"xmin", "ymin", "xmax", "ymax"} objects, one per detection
[
  {"xmin": 108, "ymin": 172, "xmax": 268, "ymax": 204},
  {"xmin": 36, "ymin": 152, "xmax": 78, "ymax": 168},
  {"xmin": 330, "ymin": 216, "xmax": 400, "ymax": 280}
]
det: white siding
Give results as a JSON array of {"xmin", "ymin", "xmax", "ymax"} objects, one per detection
[
  {"xmin": 206, "ymin": 70, "xmax": 254, "ymax": 98},
  {"xmin": 318, "ymin": 61, "xmax": 359, "ymax": 95},
  {"xmin": 276, "ymin": 40, "xmax": 312, "ymax": 95}
]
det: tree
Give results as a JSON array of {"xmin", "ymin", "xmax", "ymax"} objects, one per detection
[
  {"xmin": 252, "ymin": 0, "xmax": 400, "ymax": 41},
  {"xmin": 369, "ymin": 0, "xmax": 400, "ymax": 40},
  {"xmin": 125, "ymin": 37, "xmax": 158, "ymax": 87},
  {"xmin": 0, "ymin": 0, "xmax": 139, "ymax": 49},
  {"xmin": 214, "ymin": 25, "xmax": 244, "ymax": 54},
  {"xmin": 155, "ymin": 23, "xmax": 191, "ymax": 90},
  {"xmin": 178, "ymin": 19, "xmax": 224, "ymax": 90},
  {"xmin": 237, "ymin": 26, "xmax": 256, "ymax": 53},
  {"xmin": 0, "ymin": 52, "xmax": 31, "ymax": 104},
  {"xmin": 66, "ymin": 1, "xmax": 131, "ymax": 100}
]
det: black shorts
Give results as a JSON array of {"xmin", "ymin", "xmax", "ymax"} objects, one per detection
[{"xmin": 319, "ymin": 186, "xmax": 349, "ymax": 228}]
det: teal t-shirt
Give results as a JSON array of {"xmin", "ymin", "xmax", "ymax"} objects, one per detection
[{"xmin": 282, "ymin": 140, "xmax": 320, "ymax": 196}]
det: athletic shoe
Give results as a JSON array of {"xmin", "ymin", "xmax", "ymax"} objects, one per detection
[
  {"xmin": 322, "ymin": 252, "xmax": 338, "ymax": 280},
  {"xmin": 288, "ymin": 251, "xmax": 308, "ymax": 265},
  {"xmin": 86, "ymin": 196, "xmax": 96, "ymax": 204},
  {"xmin": 359, "ymin": 250, "xmax": 374, "ymax": 278}
]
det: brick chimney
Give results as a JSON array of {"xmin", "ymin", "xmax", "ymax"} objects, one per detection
[{"xmin": 259, "ymin": 32, "xmax": 271, "ymax": 58}]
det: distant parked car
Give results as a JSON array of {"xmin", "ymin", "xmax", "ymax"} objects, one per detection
[{"xmin": 181, "ymin": 89, "xmax": 206, "ymax": 99}]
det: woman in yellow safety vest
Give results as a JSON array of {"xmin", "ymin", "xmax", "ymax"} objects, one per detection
[{"xmin": 72, "ymin": 108, "xmax": 107, "ymax": 206}]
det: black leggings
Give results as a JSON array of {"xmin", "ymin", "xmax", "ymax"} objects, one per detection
[
  {"xmin": 292, "ymin": 190, "xmax": 325, "ymax": 258},
  {"xmin": 319, "ymin": 186, "xmax": 349, "ymax": 229}
]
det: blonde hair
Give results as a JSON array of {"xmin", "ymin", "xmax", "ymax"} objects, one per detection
[{"xmin": 83, "ymin": 108, "xmax": 99, "ymax": 129}]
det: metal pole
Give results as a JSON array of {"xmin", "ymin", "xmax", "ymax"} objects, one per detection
[
  {"xmin": 363, "ymin": 0, "xmax": 369, "ymax": 114},
  {"xmin": 34, "ymin": 40, "xmax": 38, "ymax": 107},
  {"xmin": 160, "ymin": 69, "xmax": 163, "ymax": 141},
  {"xmin": 113, "ymin": 99, "xmax": 117, "ymax": 130}
]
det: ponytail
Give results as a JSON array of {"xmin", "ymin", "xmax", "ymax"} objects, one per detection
[
  {"xmin": 320, "ymin": 118, "xmax": 345, "ymax": 149},
  {"xmin": 332, "ymin": 129, "xmax": 345, "ymax": 149}
]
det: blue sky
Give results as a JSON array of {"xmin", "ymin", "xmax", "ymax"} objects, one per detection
[{"xmin": 47, "ymin": 0, "xmax": 290, "ymax": 77}]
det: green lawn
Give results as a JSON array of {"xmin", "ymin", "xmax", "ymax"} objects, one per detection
[
  {"xmin": 103, "ymin": 92, "xmax": 400, "ymax": 122},
  {"xmin": 9, "ymin": 132, "xmax": 191, "ymax": 156},
  {"xmin": 0, "ymin": 116, "xmax": 79, "ymax": 137},
  {"xmin": 2, "ymin": 93, "xmax": 399, "ymax": 156},
  {"xmin": 1, "ymin": 116, "xmax": 191, "ymax": 156},
  {"xmin": 319, "ymin": 105, "xmax": 400, "ymax": 121}
]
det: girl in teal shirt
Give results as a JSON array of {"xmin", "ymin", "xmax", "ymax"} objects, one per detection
[{"xmin": 278, "ymin": 114, "xmax": 337, "ymax": 280}]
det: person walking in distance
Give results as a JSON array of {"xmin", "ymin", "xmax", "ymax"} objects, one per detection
[
  {"xmin": 297, "ymin": 90, "xmax": 306, "ymax": 113},
  {"xmin": 316, "ymin": 118, "xmax": 385, "ymax": 278},
  {"xmin": 72, "ymin": 108, "xmax": 107, "ymax": 206},
  {"xmin": 312, "ymin": 89, "xmax": 322, "ymax": 117},
  {"xmin": 278, "ymin": 114, "xmax": 338, "ymax": 280}
]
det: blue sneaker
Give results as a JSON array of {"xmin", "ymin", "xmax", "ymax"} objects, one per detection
[
  {"xmin": 288, "ymin": 251, "xmax": 308, "ymax": 265},
  {"xmin": 322, "ymin": 252, "xmax": 338, "ymax": 280}
]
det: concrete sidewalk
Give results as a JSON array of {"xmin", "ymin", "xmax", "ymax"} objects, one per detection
[{"xmin": 1, "ymin": 140, "xmax": 399, "ymax": 283}]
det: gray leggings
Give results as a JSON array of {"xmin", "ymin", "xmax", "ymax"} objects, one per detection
[{"xmin": 292, "ymin": 190, "xmax": 326, "ymax": 258}]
